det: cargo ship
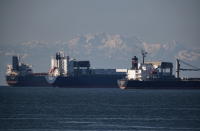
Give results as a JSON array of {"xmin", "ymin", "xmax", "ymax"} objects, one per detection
[
  {"xmin": 6, "ymin": 56, "xmax": 51, "ymax": 87},
  {"xmin": 117, "ymin": 51, "xmax": 200, "ymax": 89},
  {"xmin": 45, "ymin": 51, "xmax": 127, "ymax": 88}
]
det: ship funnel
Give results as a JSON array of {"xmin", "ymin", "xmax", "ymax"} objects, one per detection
[
  {"xmin": 12, "ymin": 56, "xmax": 19, "ymax": 71},
  {"xmin": 132, "ymin": 56, "xmax": 138, "ymax": 70}
]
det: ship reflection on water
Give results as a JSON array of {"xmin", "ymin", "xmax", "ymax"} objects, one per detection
[{"xmin": 0, "ymin": 87, "xmax": 200, "ymax": 130}]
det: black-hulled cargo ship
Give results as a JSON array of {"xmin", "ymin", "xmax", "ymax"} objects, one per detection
[
  {"xmin": 45, "ymin": 51, "xmax": 127, "ymax": 88},
  {"xmin": 118, "ymin": 54, "xmax": 200, "ymax": 89},
  {"xmin": 51, "ymin": 75, "xmax": 125, "ymax": 88},
  {"xmin": 118, "ymin": 79, "xmax": 200, "ymax": 89},
  {"xmin": 6, "ymin": 56, "xmax": 50, "ymax": 87}
]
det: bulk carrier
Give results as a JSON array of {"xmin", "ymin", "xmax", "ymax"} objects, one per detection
[
  {"xmin": 46, "ymin": 51, "xmax": 127, "ymax": 88},
  {"xmin": 118, "ymin": 51, "xmax": 200, "ymax": 89}
]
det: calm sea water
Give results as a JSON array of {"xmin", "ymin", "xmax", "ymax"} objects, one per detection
[{"xmin": 0, "ymin": 86, "xmax": 200, "ymax": 131}]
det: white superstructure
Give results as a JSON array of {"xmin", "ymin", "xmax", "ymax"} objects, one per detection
[
  {"xmin": 49, "ymin": 51, "xmax": 68, "ymax": 76},
  {"xmin": 127, "ymin": 63, "xmax": 158, "ymax": 81},
  {"xmin": 127, "ymin": 56, "xmax": 174, "ymax": 81}
]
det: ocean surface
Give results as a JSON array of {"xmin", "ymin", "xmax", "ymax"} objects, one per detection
[{"xmin": 0, "ymin": 86, "xmax": 200, "ymax": 131}]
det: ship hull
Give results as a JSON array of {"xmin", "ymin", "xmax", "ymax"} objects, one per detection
[
  {"xmin": 118, "ymin": 79, "xmax": 200, "ymax": 89},
  {"xmin": 6, "ymin": 75, "xmax": 51, "ymax": 87},
  {"xmin": 51, "ymin": 75, "xmax": 126, "ymax": 88}
]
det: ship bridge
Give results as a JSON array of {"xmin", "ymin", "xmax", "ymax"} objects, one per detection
[{"xmin": 145, "ymin": 61, "xmax": 173, "ymax": 76}]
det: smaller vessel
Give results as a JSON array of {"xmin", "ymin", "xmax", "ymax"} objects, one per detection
[
  {"xmin": 6, "ymin": 56, "xmax": 50, "ymax": 87},
  {"xmin": 118, "ymin": 51, "xmax": 200, "ymax": 89}
]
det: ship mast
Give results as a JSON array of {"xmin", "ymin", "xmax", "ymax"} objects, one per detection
[
  {"xmin": 141, "ymin": 50, "xmax": 148, "ymax": 64},
  {"xmin": 176, "ymin": 59, "xmax": 180, "ymax": 78}
]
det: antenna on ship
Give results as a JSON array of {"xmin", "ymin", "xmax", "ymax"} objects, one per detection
[{"xmin": 141, "ymin": 49, "xmax": 148, "ymax": 64}]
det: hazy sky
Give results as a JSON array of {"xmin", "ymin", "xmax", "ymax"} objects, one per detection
[{"xmin": 1, "ymin": 0, "xmax": 200, "ymax": 46}]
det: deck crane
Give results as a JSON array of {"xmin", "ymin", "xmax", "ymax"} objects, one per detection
[{"xmin": 176, "ymin": 59, "xmax": 200, "ymax": 78}]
